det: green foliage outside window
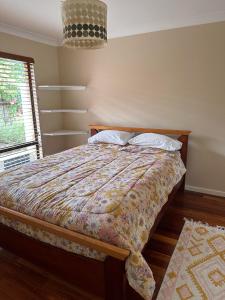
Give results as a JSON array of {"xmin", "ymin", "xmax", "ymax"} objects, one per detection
[{"xmin": 0, "ymin": 59, "xmax": 26, "ymax": 145}]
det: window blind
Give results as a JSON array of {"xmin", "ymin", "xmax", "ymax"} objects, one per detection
[{"xmin": 0, "ymin": 51, "xmax": 42, "ymax": 171}]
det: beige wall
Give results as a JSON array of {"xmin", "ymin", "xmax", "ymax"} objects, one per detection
[
  {"xmin": 0, "ymin": 32, "xmax": 64, "ymax": 156},
  {"xmin": 58, "ymin": 22, "xmax": 225, "ymax": 195}
]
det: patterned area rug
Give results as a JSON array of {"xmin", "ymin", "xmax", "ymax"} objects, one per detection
[{"xmin": 157, "ymin": 219, "xmax": 225, "ymax": 300}]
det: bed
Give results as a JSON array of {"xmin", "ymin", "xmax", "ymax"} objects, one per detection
[{"xmin": 0, "ymin": 125, "xmax": 191, "ymax": 300}]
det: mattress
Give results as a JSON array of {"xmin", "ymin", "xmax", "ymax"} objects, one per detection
[{"xmin": 0, "ymin": 143, "xmax": 186, "ymax": 299}]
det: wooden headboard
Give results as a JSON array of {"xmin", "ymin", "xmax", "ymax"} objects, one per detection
[{"xmin": 89, "ymin": 124, "xmax": 191, "ymax": 167}]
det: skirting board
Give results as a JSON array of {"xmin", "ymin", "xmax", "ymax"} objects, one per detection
[{"xmin": 186, "ymin": 185, "xmax": 225, "ymax": 198}]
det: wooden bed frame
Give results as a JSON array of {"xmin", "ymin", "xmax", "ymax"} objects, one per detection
[{"xmin": 0, "ymin": 125, "xmax": 191, "ymax": 300}]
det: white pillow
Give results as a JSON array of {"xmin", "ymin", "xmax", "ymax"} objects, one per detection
[
  {"xmin": 88, "ymin": 130, "xmax": 135, "ymax": 146},
  {"xmin": 128, "ymin": 133, "xmax": 182, "ymax": 151}
]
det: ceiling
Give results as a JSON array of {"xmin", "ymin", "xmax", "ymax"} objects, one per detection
[{"xmin": 0, "ymin": 0, "xmax": 225, "ymax": 46}]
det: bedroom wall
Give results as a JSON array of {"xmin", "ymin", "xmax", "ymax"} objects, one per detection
[
  {"xmin": 58, "ymin": 21, "xmax": 225, "ymax": 196},
  {"xmin": 0, "ymin": 32, "xmax": 64, "ymax": 156}
]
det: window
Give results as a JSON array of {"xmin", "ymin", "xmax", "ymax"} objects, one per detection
[{"xmin": 0, "ymin": 51, "xmax": 42, "ymax": 171}]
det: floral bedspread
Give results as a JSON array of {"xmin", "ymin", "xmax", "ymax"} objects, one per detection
[{"xmin": 0, "ymin": 144, "xmax": 186, "ymax": 299}]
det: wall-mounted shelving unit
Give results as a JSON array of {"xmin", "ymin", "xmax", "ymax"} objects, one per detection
[
  {"xmin": 38, "ymin": 85, "xmax": 86, "ymax": 91},
  {"xmin": 40, "ymin": 109, "xmax": 87, "ymax": 114},
  {"xmin": 43, "ymin": 130, "xmax": 88, "ymax": 137},
  {"xmin": 38, "ymin": 85, "xmax": 88, "ymax": 138}
]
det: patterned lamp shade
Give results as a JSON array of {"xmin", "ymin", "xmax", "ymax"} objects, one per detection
[{"xmin": 62, "ymin": 0, "xmax": 107, "ymax": 49}]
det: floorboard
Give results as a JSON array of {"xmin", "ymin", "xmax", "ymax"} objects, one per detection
[{"xmin": 0, "ymin": 191, "xmax": 224, "ymax": 299}]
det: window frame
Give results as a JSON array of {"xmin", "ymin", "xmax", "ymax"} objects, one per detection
[{"xmin": 0, "ymin": 51, "xmax": 40, "ymax": 158}]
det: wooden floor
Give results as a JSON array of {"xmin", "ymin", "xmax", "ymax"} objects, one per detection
[{"xmin": 0, "ymin": 191, "xmax": 224, "ymax": 300}]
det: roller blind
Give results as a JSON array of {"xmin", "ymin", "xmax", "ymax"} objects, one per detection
[{"xmin": 0, "ymin": 51, "xmax": 42, "ymax": 171}]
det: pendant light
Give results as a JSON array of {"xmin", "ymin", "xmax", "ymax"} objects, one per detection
[{"xmin": 62, "ymin": 0, "xmax": 107, "ymax": 49}]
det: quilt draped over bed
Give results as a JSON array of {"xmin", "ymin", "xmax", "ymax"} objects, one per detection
[{"xmin": 0, "ymin": 144, "xmax": 186, "ymax": 300}]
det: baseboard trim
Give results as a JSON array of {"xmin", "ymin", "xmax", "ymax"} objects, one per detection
[{"xmin": 186, "ymin": 185, "xmax": 225, "ymax": 198}]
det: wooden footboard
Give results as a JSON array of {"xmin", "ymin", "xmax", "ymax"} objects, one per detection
[
  {"xmin": 0, "ymin": 205, "xmax": 130, "ymax": 299},
  {"xmin": 0, "ymin": 206, "xmax": 130, "ymax": 261},
  {"xmin": 0, "ymin": 222, "xmax": 128, "ymax": 299},
  {"xmin": 0, "ymin": 177, "xmax": 183, "ymax": 300}
]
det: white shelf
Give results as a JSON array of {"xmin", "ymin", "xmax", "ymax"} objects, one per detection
[
  {"xmin": 43, "ymin": 130, "xmax": 88, "ymax": 137},
  {"xmin": 40, "ymin": 109, "xmax": 88, "ymax": 114},
  {"xmin": 38, "ymin": 85, "xmax": 86, "ymax": 91}
]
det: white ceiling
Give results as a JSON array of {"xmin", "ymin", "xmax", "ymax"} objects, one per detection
[{"xmin": 0, "ymin": 0, "xmax": 225, "ymax": 46}]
